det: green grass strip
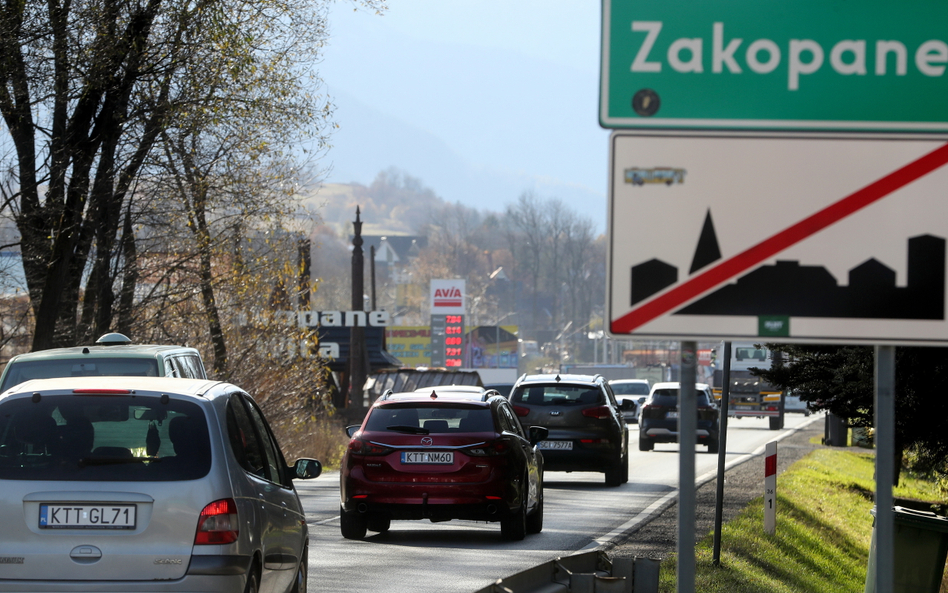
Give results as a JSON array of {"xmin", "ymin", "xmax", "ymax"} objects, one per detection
[{"xmin": 657, "ymin": 449, "xmax": 942, "ymax": 593}]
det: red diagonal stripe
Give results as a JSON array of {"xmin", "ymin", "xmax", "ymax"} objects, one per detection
[{"xmin": 612, "ymin": 142, "xmax": 948, "ymax": 334}]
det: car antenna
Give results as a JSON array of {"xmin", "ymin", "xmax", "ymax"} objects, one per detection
[{"xmin": 429, "ymin": 390, "xmax": 438, "ymax": 399}]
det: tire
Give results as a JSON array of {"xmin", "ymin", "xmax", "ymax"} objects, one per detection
[
  {"xmin": 639, "ymin": 434, "xmax": 654, "ymax": 452},
  {"xmin": 525, "ymin": 492, "xmax": 543, "ymax": 535},
  {"xmin": 707, "ymin": 438, "xmax": 719, "ymax": 454},
  {"xmin": 367, "ymin": 516, "xmax": 391, "ymax": 533},
  {"xmin": 605, "ymin": 454, "xmax": 624, "ymax": 487},
  {"xmin": 621, "ymin": 450, "xmax": 629, "ymax": 483},
  {"xmin": 243, "ymin": 568, "xmax": 259, "ymax": 593},
  {"xmin": 291, "ymin": 547, "xmax": 307, "ymax": 593},
  {"xmin": 340, "ymin": 508, "xmax": 367, "ymax": 540},
  {"xmin": 769, "ymin": 416, "xmax": 784, "ymax": 430},
  {"xmin": 500, "ymin": 502, "xmax": 527, "ymax": 541}
]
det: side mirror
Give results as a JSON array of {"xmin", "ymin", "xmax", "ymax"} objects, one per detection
[
  {"xmin": 293, "ymin": 458, "xmax": 322, "ymax": 480},
  {"xmin": 621, "ymin": 399, "xmax": 636, "ymax": 411},
  {"xmin": 345, "ymin": 425, "xmax": 361, "ymax": 438},
  {"xmin": 528, "ymin": 426, "xmax": 549, "ymax": 445}
]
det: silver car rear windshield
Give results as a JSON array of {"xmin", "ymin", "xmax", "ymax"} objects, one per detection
[
  {"xmin": 0, "ymin": 395, "xmax": 211, "ymax": 481},
  {"xmin": 1, "ymin": 358, "xmax": 160, "ymax": 392},
  {"xmin": 365, "ymin": 405, "xmax": 495, "ymax": 433},
  {"xmin": 610, "ymin": 382, "xmax": 650, "ymax": 396},
  {"xmin": 510, "ymin": 385, "xmax": 603, "ymax": 406}
]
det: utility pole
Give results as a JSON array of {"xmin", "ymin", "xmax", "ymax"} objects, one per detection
[{"xmin": 349, "ymin": 207, "xmax": 367, "ymax": 408}]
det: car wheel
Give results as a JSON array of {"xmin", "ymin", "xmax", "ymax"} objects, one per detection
[
  {"xmin": 500, "ymin": 501, "xmax": 527, "ymax": 541},
  {"xmin": 621, "ymin": 450, "xmax": 629, "ymax": 483},
  {"xmin": 243, "ymin": 568, "xmax": 259, "ymax": 593},
  {"xmin": 290, "ymin": 548, "xmax": 307, "ymax": 593},
  {"xmin": 525, "ymin": 487, "xmax": 543, "ymax": 535},
  {"xmin": 707, "ymin": 438, "xmax": 719, "ymax": 454},
  {"xmin": 367, "ymin": 516, "xmax": 391, "ymax": 533},
  {"xmin": 639, "ymin": 434, "xmax": 654, "ymax": 451},
  {"xmin": 605, "ymin": 455, "xmax": 624, "ymax": 487},
  {"xmin": 340, "ymin": 507, "xmax": 367, "ymax": 540}
]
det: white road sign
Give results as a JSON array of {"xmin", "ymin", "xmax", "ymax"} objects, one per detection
[{"xmin": 607, "ymin": 132, "xmax": 948, "ymax": 345}]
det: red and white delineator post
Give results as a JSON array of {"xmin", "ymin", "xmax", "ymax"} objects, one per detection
[{"xmin": 764, "ymin": 441, "xmax": 777, "ymax": 534}]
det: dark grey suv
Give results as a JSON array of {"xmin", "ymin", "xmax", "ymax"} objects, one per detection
[{"xmin": 507, "ymin": 374, "xmax": 628, "ymax": 486}]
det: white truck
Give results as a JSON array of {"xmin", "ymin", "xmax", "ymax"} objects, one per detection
[{"xmin": 711, "ymin": 342, "xmax": 786, "ymax": 430}]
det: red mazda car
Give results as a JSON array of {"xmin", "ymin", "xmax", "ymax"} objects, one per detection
[{"xmin": 340, "ymin": 390, "xmax": 547, "ymax": 540}]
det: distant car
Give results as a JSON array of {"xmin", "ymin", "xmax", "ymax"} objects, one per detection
[
  {"xmin": 483, "ymin": 383, "xmax": 514, "ymax": 397},
  {"xmin": 783, "ymin": 391, "xmax": 811, "ymax": 415},
  {"xmin": 639, "ymin": 381, "xmax": 721, "ymax": 453},
  {"xmin": 0, "ymin": 376, "xmax": 322, "ymax": 593},
  {"xmin": 0, "ymin": 333, "xmax": 207, "ymax": 393},
  {"xmin": 340, "ymin": 390, "xmax": 546, "ymax": 541},
  {"xmin": 609, "ymin": 379, "xmax": 651, "ymax": 423},
  {"xmin": 507, "ymin": 373, "xmax": 629, "ymax": 486}
]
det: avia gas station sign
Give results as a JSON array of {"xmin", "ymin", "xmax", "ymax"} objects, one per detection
[{"xmin": 600, "ymin": 0, "xmax": 948, "ymax": 132}]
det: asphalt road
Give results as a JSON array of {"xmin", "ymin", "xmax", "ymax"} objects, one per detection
[{"xmin": 295, "ymin": 413, "xmax": 824, "ymax": 593}]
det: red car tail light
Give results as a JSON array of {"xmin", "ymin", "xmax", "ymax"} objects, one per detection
[
  {"xmin": 195, "ymin": 498, "xmax": 239, "ymax": 545},
  {"xmin": 347, "ymin": 439, "xmax": 391, "ymax": 456},
  {"xmin": 465, "ymin": 440, "xmax": 509, "ymax": 456},
  {"xmin": 581, "ymin": 405, "xmax": 611, "ymax": 420},
  {"xmin": 512, "ymin": 405, "xmax": 529, "ymax": 417}
]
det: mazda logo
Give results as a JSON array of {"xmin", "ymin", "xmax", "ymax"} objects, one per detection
[
  {"xmin": 549, "ymin": 410, "xmax": 561, "ymax": 416},
  {"xmin": 421, "ymin": 437, "xmax": 433, "ymax": 446}
]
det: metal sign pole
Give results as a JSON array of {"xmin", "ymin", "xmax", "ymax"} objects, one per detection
[
  {"xmin": 874, "ymin": 346, "xmax": 895, "ymax": 593},
  {"xmin": 712, "ymin": 342, "xmax": 732, "ymax": 565},
  {"xmin": 678, "ymin": 341, "xmax": 697, "ymax": 593}
]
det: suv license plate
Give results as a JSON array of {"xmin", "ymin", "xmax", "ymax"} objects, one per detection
[
  {"xmin": 666, "ymin": 411, "xmax": 678, "ymax": 419},
  {"xmin": 40, "ymin": 504, "xmax": 136, "ymax": 529},
  {"xmin": 538, "ymin": 440, "xmax": 573, "ymax": 450},
  {"xmin": 401, "ymin": 452, "xmax": 454, "ymax": 464}
]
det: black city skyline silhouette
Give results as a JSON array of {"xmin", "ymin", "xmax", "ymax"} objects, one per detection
[{"xmin": 630, "ymin": 211, "xmax": 946, "ymax": 320}]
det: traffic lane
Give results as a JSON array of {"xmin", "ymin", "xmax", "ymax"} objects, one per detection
[
  {"xmin": 298, "ymin": 415, "xmax": 819, "ymax": 593},
  {"xmin": 300, "ymin": 470, "xmax": 676, "ymax": 593},
  {"xmin": 295, "ymin": 470, "xmax": 341, "ymax": 525},
  {"xmin": 306, "ymin": 513, "xmax": 580, "ymax": 593}
]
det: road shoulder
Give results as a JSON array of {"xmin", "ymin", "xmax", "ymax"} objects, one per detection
[{"xmin": 606, "ymin": 416, "xmax": 829, "ymax": 560}]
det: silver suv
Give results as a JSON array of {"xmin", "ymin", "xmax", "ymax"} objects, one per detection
[
  {"xmin": 0, "ymin": 376, "xmax": 321, "ymax": 593},
  {"xmin": 0, "ymin": 333, "xmax": 207, "ymax": 393}
]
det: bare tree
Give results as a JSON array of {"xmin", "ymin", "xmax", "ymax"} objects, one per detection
[
  {"xmin": 0, "ymin": 0, "xmax": 385, "ymax": 351},
  {"xmin": 504, "ymin": 192, "xmax": 547, "ymax": 334}
]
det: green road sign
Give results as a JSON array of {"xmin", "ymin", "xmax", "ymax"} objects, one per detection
[{"xmin": 600, "ymin": 0, "xmax": 948, "ymax": 132}]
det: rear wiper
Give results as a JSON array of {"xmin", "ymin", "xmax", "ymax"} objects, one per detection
[{"xmin": 386, "ymin": 425, "xmax": 429, "ymax": 435}]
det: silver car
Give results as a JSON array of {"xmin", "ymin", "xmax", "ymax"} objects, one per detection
[{"xmin": 0, "ymin": 376, "xmax": 321, "ymax": 593}]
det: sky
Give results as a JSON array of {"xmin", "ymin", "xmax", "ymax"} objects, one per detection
[{"xmin": 316, "ymin": 1, "xmax": 610, "ymax": 229}]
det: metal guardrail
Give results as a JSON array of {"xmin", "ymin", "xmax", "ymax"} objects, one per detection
[{"xmin": 472, "ymin": 551, "xmax": 660, "ymax": 593}]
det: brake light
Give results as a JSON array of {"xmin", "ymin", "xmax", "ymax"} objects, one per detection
[
  {"xmin": 466, "ymin": 440, "xmax": 509, "ymax": 456},
  {"xmin": 512, "ymin": 405, "xmax": 529, "ymax": 417},
  {"xmin": 347, "ymin": 439, "xmax": 391, "ymax": 456},
  {"xmin": 581, "ymin": 405, "xmax": 611, "ymax": 420},
  {"xmin": 195, "ymin": 499, "xmax": 239, "ymax": 545}
]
